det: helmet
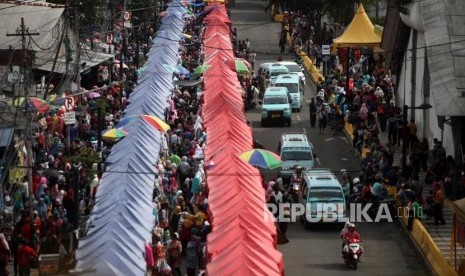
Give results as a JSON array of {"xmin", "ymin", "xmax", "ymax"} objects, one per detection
[
  {"xmin": 348, "ymin": 223, "xmax": 355, "ymax": 231},
  {"xmin": 353, "ymin": 178, "xmax": 360, "ymax": 185}
]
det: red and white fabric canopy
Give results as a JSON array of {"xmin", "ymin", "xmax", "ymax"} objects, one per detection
[{"xmin": 201, "ymin": 5, "xmax": 284, "ymax": 276}]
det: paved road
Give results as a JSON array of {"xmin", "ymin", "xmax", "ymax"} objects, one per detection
[{"xmin": 231, "ymin": 1, "xmax": 432, "ymax": 275}]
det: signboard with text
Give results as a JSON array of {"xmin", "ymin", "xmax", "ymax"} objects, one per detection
[
  {"xmin": 64, "ymin": 111, "xmax": 76, "ymax": 125},
  {"xmin": 322, "ymin": 45, "xmax": 331, "ymax": 55}
]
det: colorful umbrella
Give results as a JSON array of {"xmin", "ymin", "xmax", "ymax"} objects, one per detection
[
  {"xmin": 14, "ymin": 97, "xmax": 50, "ymax": 113},
  {"xmin": 102, "ymin": 128, "xmax": 128, "ymax": 140},
  {"xmin": 175, "ymin": 65, "xmax": 190, "ymax": 75},
  {"xmin": 193, "ymin": 64, "xmax": 211, "ymax": 76},
  {"xmin": 225, "ymin": 59, "xmax": 250, "ymax": 75},
  {"xmin": 236, "ymin": 58, "xmax": 252, "ymax": 70},
  {"xmin": 163, "ymin": 64, "xmax": 180, "ymax": 74},
  {"xmin": 141, "ymin": 115, "xmax": 170, "ymax": 132},
  {"xmin": 116, "ymin": 115, "xmax": 170, "ymax": 133},
  {"xmin": 87, "ymin": 92, "xmax": 101, "ymax": 99},
  {"xmin": 238, "ymin": 149, "xmax": 282, "ymax": 169}
]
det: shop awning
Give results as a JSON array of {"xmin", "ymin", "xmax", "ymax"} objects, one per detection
[
  {"xmin": 36, "ymin": 49, "xmax": 114, "ymax": 74},
  {"xmin": 333, "ymin": 4, "xmax": 382, "ymax": 48}
]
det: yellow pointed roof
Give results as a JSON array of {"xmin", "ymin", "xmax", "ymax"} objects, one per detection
[{"xmin": 333, "ymin": 4, "xmax": 381, "ymax": 48}]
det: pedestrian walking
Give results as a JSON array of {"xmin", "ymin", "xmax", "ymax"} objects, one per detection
[
  {"xmin": 279, "ymin": 37, "xmax": 286, "ymax": 54},
  {"xmin": 167, "ymin": 233, "xmax": 182, "ymax": 276},
  {"xmin": 318, "ymin": 105, "xmax": 328, "ymax": 134},
  {"xmin": 309, "ymin": 98, "xmax": 317, "ymax": 127},
  {"xmin": 407, "ymin": 119, "xmax": 418, "ymax": 148},
  {"xmin": 433, "ymin": 184, "xmax": 446, "ymax": 225},
  {"xmin": 387, "ymin": 113, "xmax": 398, "ymax": 146},
  {"xmin": 0, "ymin": 233, "xmax": 9, "ymax": 276},
  {"xmin": 16, "ymin": 240, "xmax": 38, "ymax": 276},
  {"xmin": 248, "ymin": 50, "xmax": 256, "ymax": 69}
]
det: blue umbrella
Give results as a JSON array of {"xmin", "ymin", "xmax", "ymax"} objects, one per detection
[
  {"xmin": 162, "ymin": 64, "xmax": 180, "ymax": 74},
  {"xmin": 175, "ymin": 65, "xmax": 190, "ymax": 75}
]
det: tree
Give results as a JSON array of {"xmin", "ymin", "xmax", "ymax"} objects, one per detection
[{"xmin": 47, "ymin": 0, "xmax": 106, "ymax": 36}]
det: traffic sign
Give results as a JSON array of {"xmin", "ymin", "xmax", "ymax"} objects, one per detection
[
  {"xmin": 106, "ymin": 33, "xmax": 114, "ymax": 45},
  {"xmin": 64, "ymin": 111, "xmax": 76, "ymax": 125},
  {"xmin": 322, "ymin": 45, "xmax": 331, "ymax": 55},
  {"xmin": 7, "ymin": 66, "xmax": 23, "ymax": 83},
  {"xmin": 64, "ymin": 97, "xmax": 75, "ymax": 111}
]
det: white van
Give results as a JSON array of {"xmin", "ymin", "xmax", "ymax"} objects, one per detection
[
  {"xmin": 274, "ymin": 74, "xmax": 304, "ymax": 112},
  {"xmin": 299, "ymin": 169, "xmax": 347, "ymax": 228},
  {"xmin": 278, "ymin": 61, "xmax": 306, "ymax": 85},
  {"xmin": 259, "ymin": 63, "xmax": 290, "ymax": 85},
  {"xmin": 261, "ymin": 87, "xmax": 292, "ymax": 127},
  {"xmin": 278, "ymin": 132, "xmax": 314, "ymax": 180}
]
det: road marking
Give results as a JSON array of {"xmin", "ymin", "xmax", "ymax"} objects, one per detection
[
  {"xmin": 340, "ymin": 157, "xmax": 349, "ymax": 161},
  {"xmin": 324, "ymin": 138, "xmax": 335, "ymax": 141},
  {"xmin": 302, "ymin": 128, "xmax": 307, "ymax": 134},
  {"xmin": 316, "ymin": 158, "xmax": 321, "ymax": 166},
  {"xmin": 296, "ymin": 115, "xmax": 301, "ymax": 121}
]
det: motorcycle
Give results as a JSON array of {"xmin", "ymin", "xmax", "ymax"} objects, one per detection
[
  {"xmin": 290, "ymin": 177, "xmax": 301, "ymax": 203},
  {"xmin": 343, "ymin": 238, "xmax": 362, "ymax": 270}
]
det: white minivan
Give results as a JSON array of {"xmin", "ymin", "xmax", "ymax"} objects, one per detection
[
  {"xmin": 278, "ymin": 132, "xmax": 314, "ymax": 180},
  {"xmin": 278, "ymin": 61, "xmax": 306, "ymax": 85},
  {"xmin": 259, "ymin": 63, "xmax": 290, "ymax": 85},
  {"xmin": 274, "ymin": 74, "xmax": 304, "ymax": 112},
  {"xmin": 299, "ymin": 169, "xmax": 347, "ymax": 228}
]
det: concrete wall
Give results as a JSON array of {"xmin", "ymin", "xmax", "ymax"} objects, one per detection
[{"xmin": 397, "ymin": 28, "xmax": 455, "ymax": 155}]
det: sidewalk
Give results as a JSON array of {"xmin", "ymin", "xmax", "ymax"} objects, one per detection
[{"xmin": 376, "ymin": 129, "xmax": 464, "ymax": 273}]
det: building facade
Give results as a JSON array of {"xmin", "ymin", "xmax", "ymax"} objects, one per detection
[{"xmin": 383, "ymin": 0, "xmax": 465, "ymax": 166}]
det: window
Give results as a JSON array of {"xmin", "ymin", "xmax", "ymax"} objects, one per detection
[
  {"xmin": 270, "ymin": 71, "xmax": 286, "ymax": 77},
  {"xmin": 264, "ymin": 96, "xmax": 288, "ymax": 105},
  {"xmin": 308, "ymin": 188, "xmax": 344, "ymax": 202},
  {"xmin": 283, "ymin": 64, "xmax": 301, "ymax": 73},
  {"xmin": 275, "ymin": 83, "xmax": 298, "ymax": 93},
  {"xmin": 281, "ymin": 150, "xmax": 312, "ymax": 160}
]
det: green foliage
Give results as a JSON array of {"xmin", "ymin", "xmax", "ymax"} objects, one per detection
[
  {"xmin": 372, "ymin": 16, "xmax": 386, "ymax": 26},
  {"xmin": 47, "ymin": 0, "xmax": 106, "ymax": 34},
  {"xmin": 64, "ymin": 35, "xmax": 73, "ymax": 63},
  {"xmin": 64, "ymin": 146, "xmax": 100, "ymax": 168},
  {"xmin": 395, "ymin": 0, "xmax": 414, "ymax": 7}
]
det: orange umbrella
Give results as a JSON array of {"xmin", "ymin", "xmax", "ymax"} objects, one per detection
[{"xmin": 141, "ymin": 115, "xmax": 170, "ymax": 132}]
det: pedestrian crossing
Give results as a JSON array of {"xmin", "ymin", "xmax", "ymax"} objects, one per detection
[{"xmin": 377, "ymin": 130, "xmax": 462, "ymax": 269}]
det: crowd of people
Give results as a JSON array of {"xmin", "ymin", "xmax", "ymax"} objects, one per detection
[
  {"xmin": 276, "ymin": 5, "xmax": 465, "ymax": 231},
  {"xmin": 0, "ymin": 1, "xmax": 237, "ymax": 275}
]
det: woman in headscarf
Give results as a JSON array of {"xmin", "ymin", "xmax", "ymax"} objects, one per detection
[
  {"xmin": 36, "ymin": 177, "xmax": 48, "ymax": 199},
  {"xmin": 36, "ymin": 198, "xmax": 48, "ymax": 221},
  {"xmin": 359, "ymin": 103, "xmax": 369, "ymax": 122}
]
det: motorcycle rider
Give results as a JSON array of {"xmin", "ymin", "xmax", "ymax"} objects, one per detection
[
  {"xmin": 291, "ymin": 166, "xmax": 303, "ymax": 182},
  {"xmin": 342, "ymin": 223, "xmax": 363, "ymax": 260},
  {"xmin": 349, "ymin": 177, "xmax": 362, "ymax": 203},
  {"xmin": 290, "ymin": 166, "xmax": 303, "ymax": 202},
  {"xmin": 340, "ymin": 221, "xmax": 351, "ymax": 251},
  {"xmin": 341, "ymin": 169, "xmax": 350, "ymax": 204}
]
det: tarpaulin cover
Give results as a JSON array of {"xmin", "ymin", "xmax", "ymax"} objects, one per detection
[
  {"xmin": 75, "ymin": 1, "xmax": 187, "ymax": 275},
  {"xmin": 333, "ymin": 4, "xmax": 381, "ymax": 48},
  {"xmin": 201, "ymin": 5, "xmax": 284, "ymax": 276}
]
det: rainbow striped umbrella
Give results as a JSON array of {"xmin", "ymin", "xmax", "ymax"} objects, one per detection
[
  {"xmin": 102, "ymin": 128, "xmax": 128, "ymax": 140},
  {"xmin": 116, "ymin": 115, "xmax": 170, "ymax": 133},
  {"xmin": 14, "ymin": 97, "xmax": 50, "ymax": 113},
  {"xmin": 238, "ymin": 149, "xmax": 282, "ymax": 169}
]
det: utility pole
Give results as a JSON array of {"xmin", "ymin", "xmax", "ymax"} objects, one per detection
[{"xmin": 6, "ymin": 17, "xmax": 39, "ymax": 247}]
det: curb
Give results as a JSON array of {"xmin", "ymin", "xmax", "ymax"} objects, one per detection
[{"xmin": 397, "ymin": 217, "xmax": 441, "ymax": 276}]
